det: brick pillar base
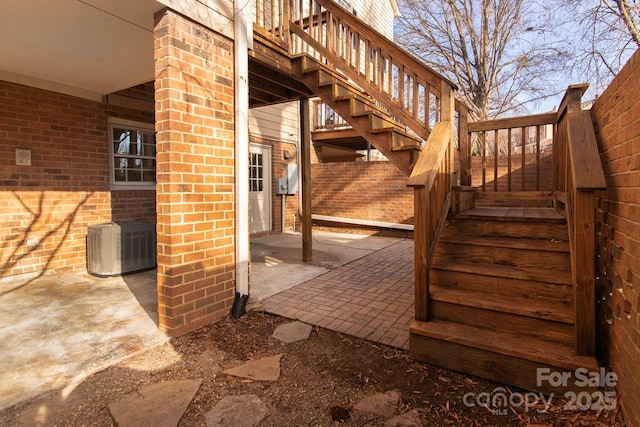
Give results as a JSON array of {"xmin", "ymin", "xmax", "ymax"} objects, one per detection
[{"xmin": 154, "ymin": 9, "xmax": 236, "ymax": 336}]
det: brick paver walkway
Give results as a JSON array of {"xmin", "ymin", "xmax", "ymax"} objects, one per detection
[{"xmin": 263, "ymin": 239, "xmax": 414, "ymax": 349}]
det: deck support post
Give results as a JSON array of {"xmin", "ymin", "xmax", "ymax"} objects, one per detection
[{"xmin": 301, "ymin": 97, "xmax": 313, "ymax": 261}]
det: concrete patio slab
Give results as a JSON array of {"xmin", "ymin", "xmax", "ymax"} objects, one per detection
[
  {"xmin": 0, "ymin": 229, "xmax": 412, "ymax": 413},
  {"xmin": 250, "ymin": 230, "xmax": 403, "ymax": 300},
  {"xmin": 0, "ymin": 269, "xmax": 168, "ymax": 411}
]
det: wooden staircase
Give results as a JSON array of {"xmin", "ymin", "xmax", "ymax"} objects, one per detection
[
  {"xmin": 293, "ymin": 55, "xmax": 422, "ymax": 176},
  {"xmin": 410, "ymin": 201, "xmax": 599, "ymax": 394},
  {"xmin": 252, "ymin": 0, "xmax": 606, "ymax": 395}
]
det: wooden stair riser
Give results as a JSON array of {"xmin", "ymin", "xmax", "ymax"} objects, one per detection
[
  {"xmin": 390, "ymin": 134, "xmax": 421, "ymax": 151},
  {"xmin": 368, "ymin": 113, "xmax": 396, "ymax": 130},
  {"xmin": 446, "ymin": 218, "xmax": 568, "ymax": 240},
  {"xmin": 410, "ymin": 334, "xmax": 595, "ymax": 395},
  {"xmin": 296, "ymin": 66, "xmax": 417, "ymax": 175},
  {"xmin": 430, "ymin": 269, "xmax": 573, "ymax": 305},
  {"xmin": 430, "ymin": 301, "xmax": 575, "ymax": 345},
  {"xmin": 433, "ymin": 243, "xmax": 571, "ymax": 272}
]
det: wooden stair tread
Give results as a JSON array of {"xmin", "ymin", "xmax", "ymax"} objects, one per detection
[
  {"xmin": 431, "ymin": 260, "xmax": 572, "ymax": 285},
  {"xmin": 440, "ymin": 234, "xmax": 569, "ymax": 252},
  {"xmin": 410, "ymin": 320, "xmax": 598, "ymax": 372},
  {"xmin": 430, "ymin": 285, "xmax": 574, "ymax": 323},
  {"xmin": 455, "ymin": 207, "xmax": 565, "ymax": 223}
]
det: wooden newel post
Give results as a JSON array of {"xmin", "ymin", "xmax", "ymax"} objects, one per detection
[
  {"xmin": 413, "ymin": 186, "xmax": 429, "ymax": 321},
  {"xmin": 574, "ymin": 191, "xmax": 596, "ymax": 355},
  {"xmin": 456, "ymin": 101, "xmax": 471, "ymax": 187}
]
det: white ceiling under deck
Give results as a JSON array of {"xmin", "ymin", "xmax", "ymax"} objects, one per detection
[{"xmin": 0, "ymin": 0, "xmax": 164, "ymax": 100}]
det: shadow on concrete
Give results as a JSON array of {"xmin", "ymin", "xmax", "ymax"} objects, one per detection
[{"xmin": 0, "ymin": 270, "xmax": 168, "ymax": 412}]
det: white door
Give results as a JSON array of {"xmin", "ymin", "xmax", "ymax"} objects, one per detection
[{"xmin": 249, "ymin": 144, "xmax": 272, "ymax": 233}]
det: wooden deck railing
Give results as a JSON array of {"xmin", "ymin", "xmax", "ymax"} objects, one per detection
[
  {"xmin": 464, "ymin": 112, "xmax": 557, "ymax": 192},
  {"xmin": 554, "ymin": 84, "xmax": 606, "ymax": 356},
  {"xmin": 253, "ymin": 0, "xmax": 290, "ymax": 46},
  {"xmin": 286, "ymin": 0, "xmax": 456, "ymax": 142},
  {"xmin": 313, "ymin": 100, "xmax": 350, "ymax": 130}
]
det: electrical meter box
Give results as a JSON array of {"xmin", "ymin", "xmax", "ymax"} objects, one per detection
[
  {"xmin": 275, "ymin": 178, "xmax": 288, "ymax": 195},
  {"xmin": 284, "ymin": 163, "xmax": 298, "ymax": 194}
]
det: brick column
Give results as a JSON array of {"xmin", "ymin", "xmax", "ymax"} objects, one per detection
[{"xmin": 154, "ymin": 9, "xmax": 236, "ymax": 336}]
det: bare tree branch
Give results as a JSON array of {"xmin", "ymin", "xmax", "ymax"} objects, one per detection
[
  {"xmin": 562, "ymin": 0, "xmax": 639, "ymax": 95},
  {"xmin": 395, "ymin": 0, "xmax": 567, "ymax": 120}
]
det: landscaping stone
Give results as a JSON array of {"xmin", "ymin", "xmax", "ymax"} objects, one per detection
[
  {"xmin": 271, "ymin": 321, "xmax": 313, "ymax": 343},
  {"xmin": 353, "ymin": 390, "xmax": 401, "ymax": 418},
  {"xmin": 245, "ymin": 295, "xmax": 264, "ymax": 313},
  {"xmin": 205, "ymin": 394, "xmax": 268, "ymax": 427},
  {"xmin": 223, "ymin": 354, "xmax": 283, "ymax": 381},
  {"xmin": 384, "ymin": 409, "xmax": 426, "ymax": 426},
  {"xmin": 108, "ymin": 379, "xmax": 201, "ymax": 427},
  {"xmin": 197, "ymin": 349, "xmax": 224, "ymax": 373}
]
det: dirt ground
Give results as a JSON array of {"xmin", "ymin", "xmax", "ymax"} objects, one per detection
[{"xmin": 0, "ymin": 313, "xmax": 626, "ymax": 426}]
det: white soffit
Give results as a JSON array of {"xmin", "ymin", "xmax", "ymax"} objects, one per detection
[{"xmin": 0, "ymin": 0, "xmax": 163, "ymax": 99}]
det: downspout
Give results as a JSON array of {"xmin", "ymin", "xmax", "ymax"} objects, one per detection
[{"xmin": 232, "ymin": 0, "xmax": 252, "ymax": 318}]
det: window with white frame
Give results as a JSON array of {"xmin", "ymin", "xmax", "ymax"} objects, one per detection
[{"xmin": 109, "ymin": 119, "xmax": 156, "ymax": 189}]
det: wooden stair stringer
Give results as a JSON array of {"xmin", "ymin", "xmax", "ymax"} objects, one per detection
[{"xmin": 293, "ymin": 55, "xmax": 421, "ymax": 176}]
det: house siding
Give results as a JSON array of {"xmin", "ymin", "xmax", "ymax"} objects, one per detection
[
  {"xmin": 249, "ymin": 101, "xmax": 300, "ymax": 144},
  {"xmin": 352, "ymin": 0, "xmax": 395, "ymax": 39},
  {"xmin": 591, "ymin": 48, "xmax": 640, "ymax": 427},
  {"xmin": 0, "ymin": 80, "xmax": 155, "ymax": 278}
]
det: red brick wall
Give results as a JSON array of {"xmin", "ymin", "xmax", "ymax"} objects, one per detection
[
  {"xmin": 154, "ymin": 9, "xmax": 236, "ymax": 337},
  {"xmin": 591, "ymin": 49, "xmax": 640, "ymax": 426},
  {"xmin": 0, "ymin": 80, "xmax": 154, "ymax": 278},
  {"xmin": 311, "ymin": 161, "xmax": 413, "ymax": 226}
]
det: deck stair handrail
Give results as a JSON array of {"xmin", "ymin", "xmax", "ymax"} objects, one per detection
[
  {"xmin": 554, "ymin": 84, "xmax": 607, "ymax": 356},
  {"xmin": 407, "ymin": 119, "xmax": 459, "ymax": 321}
]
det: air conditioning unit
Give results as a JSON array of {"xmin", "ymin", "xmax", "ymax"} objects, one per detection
[{"xmin": 87, "ymin": 222, "xmax": 156, "ymax": 277}]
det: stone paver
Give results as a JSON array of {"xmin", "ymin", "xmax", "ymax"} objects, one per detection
[
  {"xmin": 223, "ymin": 354, "xmax": 283, "ymax": 381},
  {"xmin": 384, "ymin": 409, "xmax": 426, "ymax": 427},
  {"xmin": 353, "ymin": 391, "xmax": 402, "ymax": 418},
  {"xmin": 264, "ymin": 240, "xmax": 413, "ymax": 349},
  {"xmin": 272, "ymin": 321, "xmax": 313, "ymax": 343},
  {"xmin": 205, "ymin": 394, "xmax": 268, "ymax": 427},
  {"xmin": 108, "ymin": 379, "xmax": 202, "ymax": 427}
]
